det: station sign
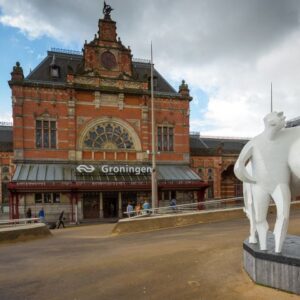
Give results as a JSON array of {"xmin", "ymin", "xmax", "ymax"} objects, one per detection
[{"xmin": 76, "ymin": 164, "xmax": 152, "ymax": 175}]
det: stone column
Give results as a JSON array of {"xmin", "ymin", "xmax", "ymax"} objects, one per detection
[
  {"xmin": 118, "ymin": 192, "xmax": 122, "ymax": 218},
  {"xmin": 99, "ymin": 192, "xmax": 103, "ymax": 218},
  {"xmin": 75, "ymin": 193, "xmax": 78, "ymax": 224}
]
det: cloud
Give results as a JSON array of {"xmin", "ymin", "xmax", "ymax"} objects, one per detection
[{"xmin": 1, "ymin": 0, "xmax": 300, "ymax": 136}]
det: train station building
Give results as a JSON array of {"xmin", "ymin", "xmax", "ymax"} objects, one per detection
[{"xmin": 7, "ymin": 9, "xmax": 208, "ymax": 222}]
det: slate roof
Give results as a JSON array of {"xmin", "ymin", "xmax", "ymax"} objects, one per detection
[
  {"xmin": 26, "ymin": 51, "xmax": 178, "ymax": 94},
  {"xmin": 190, "ymin": 134, "xmax": 248, "ymax": 155},
  {"xmin": 132, "ymin": 61, "xmax": 177, "ymax": 94},
  {"xmin": 0, "ymin": 126, "xmax": 13, "ymax": 152},
  {"xmin": 27, "ymin": 51, "xmax": 82, "ymax": 83}
]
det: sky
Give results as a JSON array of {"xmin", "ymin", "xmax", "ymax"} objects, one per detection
[{"xmin": 1, "ymin": 0, "xmax": 300, "ymax": 137}]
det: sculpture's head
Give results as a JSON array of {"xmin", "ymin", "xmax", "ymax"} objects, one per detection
[{"xmin": 263, "ymin": 111, "xmax": 286, "ymax": 131}]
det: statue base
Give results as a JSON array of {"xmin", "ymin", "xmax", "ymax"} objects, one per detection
[{"xmin": 243, "ymin": 232, "xmax": 300, "ymax": 295}]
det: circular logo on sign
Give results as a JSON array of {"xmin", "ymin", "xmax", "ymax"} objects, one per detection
[{"xmin": 101, "ymin": 51, "xmax": 117, "ymax": 69}]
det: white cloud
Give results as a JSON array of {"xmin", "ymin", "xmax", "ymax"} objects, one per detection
[{"xmin": 0, "ymin": 14, "xmax": 60, "ymax": 40}]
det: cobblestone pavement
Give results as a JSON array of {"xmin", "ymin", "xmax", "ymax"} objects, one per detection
[{"xmin": 0, "ymin": 211, "xmax": 300, "ymax": 300}]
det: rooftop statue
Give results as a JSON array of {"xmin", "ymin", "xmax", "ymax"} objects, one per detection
[
  {"xmin": 234, "ymin": 111, "xmax": 300, "ymax": 253},
  {"xmin": 103, "ymin": 1, "xmax": 113, "ymax": 18}
]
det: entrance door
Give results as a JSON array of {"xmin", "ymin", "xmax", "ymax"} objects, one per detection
[
  {"xmin": 83, "ymin": 193, "xmax": 100, "ymax": 219},
  {"xmin": 103, "ymin": 192, "xmax": 118, "ymax": 218}
]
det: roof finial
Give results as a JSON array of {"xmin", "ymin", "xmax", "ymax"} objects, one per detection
[{"xmin": 103, "ymin": 1, "xmax": 113, "ymax": 19}]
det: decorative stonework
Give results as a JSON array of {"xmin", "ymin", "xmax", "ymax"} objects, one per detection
[
  {"xmin": 74, "ymin": 76, "xmax": 99, "ymax": 86},
  {"xmin": 94, "ymin": 91, "xmax": 101, "ymax": 108},
  {"xmin": 83, "ymin": 122, "xmax": 134, "ymax": 150},
  {"xmin": 68, "ymin": 99, "xmax": 75, "ymax": 117},
  {"xmin": 127, "ymin": 119, "xmax": 140, "ymax": 130},
  {"xmin": 100, "ymin": 93, "xmax": 118, "ymax": 106},
  {"xmin": 118, "ymin": 93, "xmax": 124, "ymax": 110},
  {"xmin": 78, "ymin": 117, "xmax": 142, "ymax": 151}
]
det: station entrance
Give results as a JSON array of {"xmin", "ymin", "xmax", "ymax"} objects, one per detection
[
  {"xmin": 83, "ymin": 192, "xmax": 99, "ymax": 219},
  {"xmin": 103, "ymin": 192, "xmax": 118, "ymax": 218}
]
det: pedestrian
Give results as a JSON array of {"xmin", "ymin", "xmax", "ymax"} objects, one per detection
[
  {"xmin": 38, "ymin": 207, "xmax": 45, "ymax": 223},
  {"xmin": 135, "ymin": 202, "xmax": 141, "ymax": 216},
  {"xmin": 170, "ymin": 197, "xmax": 177, "ymax": 212},
  {"xmin": 126, "ymin": 201, "xmax": 133, "ymax": 218},
  {"xmin": 170, "ymin": 198, "xmax": 176, "ymax": 210},
  {"xmin": 57, "ymin": 211, "xmax": 65, "ymax": 229},
  {"xmin": 142, "ymin": 200, "xmax": 150, "ymax": 214},
  {"xmin": 26, "ymin": 208, "xmax": 32, "ymax": 223}
]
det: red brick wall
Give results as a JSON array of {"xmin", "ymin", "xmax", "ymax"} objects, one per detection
[{"xmin": 12, "ymin": 85, "xmax": 190, "ymax": 163}]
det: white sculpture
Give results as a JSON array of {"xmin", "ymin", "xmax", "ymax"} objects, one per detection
[{"xmin": 234, "ymin": 111, "xmax": 300, "ymax": 253}]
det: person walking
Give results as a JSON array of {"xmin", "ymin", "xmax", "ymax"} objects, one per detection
[
  {"xmin": 26, "ymin": 208, "xmax": 32, "ymax": 223},
  {"xmin": 57, "ymin": 211, "xmax": 65, "ymax": 229},
  {"xmin": 142, "ymin": 200, "xmax": 150, "ymax": 214},
  {"xmin": 170, "ymin": 197, "xmax": 177, "ymax": 212},
  {"xmin": 38, "ymin": 207, "xmax": 45, "ymax": 223},
  {"xmin": 126, "ymin": 201, "xmax": 134, "ymax": 218},
  {"xmin": 135, "ymin": 202, "xmax": 141, "ymax": 216}
]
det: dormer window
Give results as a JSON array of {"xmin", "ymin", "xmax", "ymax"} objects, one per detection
[
  {"xmin": 148, "ymin": 75, "xmax": 158, "ymax": 90},
  {"xmin": 50, "ymin": 66, "xmax": 60, "ymax": 78},
  {"xmin": 49, "ymin": 54, "xmax": 60, "ymax": 78}
]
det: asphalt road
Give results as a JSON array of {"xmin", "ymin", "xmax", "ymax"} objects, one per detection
[{"xmin": 0, "ymin": 212, "xmax": 300, "ymax": 300}]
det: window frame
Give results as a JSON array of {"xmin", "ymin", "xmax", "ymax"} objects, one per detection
[
  {"xmin": 35, "ymin": 119, "xmax": 57, "ymax": 149},
  {"xmin": 34, "ymin": 193, "xmax": 61, "ymax": 204},
  {"xmin": 157, "ymin": 125, "xmax": 174, "ymax": 152}
]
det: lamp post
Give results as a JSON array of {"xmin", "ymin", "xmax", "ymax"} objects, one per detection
[{"xmin": 150, "ymin": 43, "xmax": 158, "ymax": 210}]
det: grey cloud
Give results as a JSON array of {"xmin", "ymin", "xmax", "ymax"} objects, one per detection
[{"xmin": 1, "ymin": 0, "xmax": 300, "ymax": 66}]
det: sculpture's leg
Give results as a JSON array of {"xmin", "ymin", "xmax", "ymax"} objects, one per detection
[
  {"xmin": 252, "ymin": 185, "xmax": 270, "ymax": 250},
  {"xmin": 249, "ymin": 198, "xmax": 257, "ymax": 243},
  {"xmin": 272, "ymin": 184, "xmax": 291, "ymax": 253},
  {"xmin": 244, "ymin": 183, "xmax": 257, "ymax": 243}
]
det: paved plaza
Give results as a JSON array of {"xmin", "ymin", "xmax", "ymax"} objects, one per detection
[{"xmin": 0, "ymin": 212, "xmax": 300, "ymax": 300}]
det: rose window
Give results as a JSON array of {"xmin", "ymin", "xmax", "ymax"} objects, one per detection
[{"xmin": 84, "ymin": 123, "xmax": 134, "ymax": 150}]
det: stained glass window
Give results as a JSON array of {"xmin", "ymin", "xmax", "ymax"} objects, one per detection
[{"xmin": 84, "ymin": 123, "xmax": 134, "ymax": 150}]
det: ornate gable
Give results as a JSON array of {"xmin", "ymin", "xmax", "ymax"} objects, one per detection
[{"xmin": 82, "ymin": 4, "xmax": 133, "ymax": 78}]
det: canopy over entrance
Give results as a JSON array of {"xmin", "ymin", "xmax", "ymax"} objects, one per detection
[{"xmin": 10, "ymin": 164, "xmax": 205, "ymax": 191}]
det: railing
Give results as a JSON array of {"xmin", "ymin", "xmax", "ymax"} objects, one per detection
[
  {"xmin": 0, "ymin": 218, "xmax": 41, "ymax": 227},
  {"xmin": 50, "ymin": 48, "xmax": 82, "ymax": 56},
  {"xmin": 0, "ymin": 121, "xmax": 13, "ymax": 126},
  {"xmin": 124, "ymin": 197, "xmax": 244, "ymax": 219},
  {"xmin": 132, "ymin": 58, "xmax": 151, "ymax": 64}
]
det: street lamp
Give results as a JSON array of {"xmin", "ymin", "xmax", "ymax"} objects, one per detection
[{"xmin": 150, "ymin": 43, "xmax": 158, "ymax": 210}]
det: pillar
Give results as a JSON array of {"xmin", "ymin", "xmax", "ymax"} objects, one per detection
[
  {"xmin": 99, "ymin": 192, "xmax": 103, "ymax": 218},
  {"xmin": 75, "ymin": 193, "xmax": 78, "ymax": 224},
  {"xmin": 197, "ymin": 190, "xmax": 205, "ymax": 210},
  {"xmin": 70, "ymin": 193, "xmax": 74, "ymax": 222},
  {"xmin": 118, "ymin": 192, "xmax": 122, "ymax": 218},
  {"xmin": 9, "ymin": 192, "xmax": 13, "ymax": 220},
  {"xmin": 15, "ymin": 193, "xmax": 19, "ymax": 219}
]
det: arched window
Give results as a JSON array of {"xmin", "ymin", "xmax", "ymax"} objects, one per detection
[{"xmin": 83, "ymin": 122, "xmax": 134, "ymax": 150}]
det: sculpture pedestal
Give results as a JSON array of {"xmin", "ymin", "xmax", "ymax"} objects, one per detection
[{"xmin": 243, "ymin": 233, "xmax": 300, "ymax": 295}]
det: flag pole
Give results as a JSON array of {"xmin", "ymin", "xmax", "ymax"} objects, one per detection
[
  {"xmin": 150, "ymin": 42, "xmax": 157, "ymax": 210},
  {"xmin": 271, "ymin": 82, "xmax": 273, "ymax": 112}
]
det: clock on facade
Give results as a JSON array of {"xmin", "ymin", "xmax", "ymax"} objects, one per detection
[{"xmin": 101, "ymin": 51, "xmax": 117, "ymax": 69}]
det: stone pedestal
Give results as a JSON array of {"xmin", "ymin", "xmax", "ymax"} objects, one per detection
[{"xmin": 243, "ymin": 233, "xmax": 300, "ymax": 295}]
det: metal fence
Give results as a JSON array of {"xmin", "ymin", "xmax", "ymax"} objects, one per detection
[
  {"xmin": 0, "ymin": 218, "xmax": 41, "ymax": 228},
  {"xmin": 124, "ymin": 197, "xmax": 244, "ymax": 219}
]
